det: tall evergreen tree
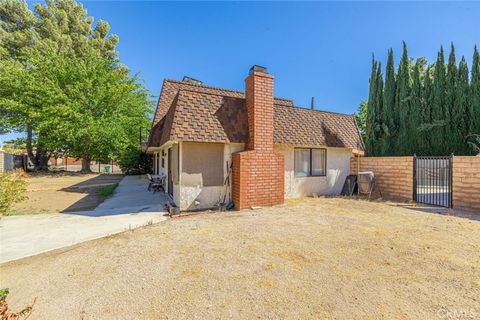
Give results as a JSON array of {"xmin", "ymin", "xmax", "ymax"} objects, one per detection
[
  {"xmin": 445, "ymin": 43, "xmax": 458, "ymax": 153},
  {"xmin": 421, "ymin": 66, "xmax": 435, "ymax": 154},
  {"xmin": 472, "ymin": 46, "xmax": 480, "ymax": 134},
  {"xmin": 373, "ymin": 63, "xmax": 384, "ymax": 156},
  {"xmin": 432, "ymin": 47, "xmax": 447, "ymax": 155},
  {"xmin": 366, "ymin": 58, "xmax": 378, "ymax": 155},
  {"xmin": 412, "ymin": 58, "xmax": 426, "ymax": 154},
  {"xmin": 382, "ymin": 49, "xmax": 396, "ymax": 155},
  {"xmin": 394, "ymin": 42, "xmax": 412, "ymax": 155},
  {"xmin": 455, "ymin": 57, "xmax": 471, "ymax": 154}
]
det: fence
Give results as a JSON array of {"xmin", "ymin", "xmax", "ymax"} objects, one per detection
[
  {"xmin": 49, "ymin": 158, "xmax": 122, "ymax": 174},
  {"xmin": 351, "ymin": 155, "xmax": 480, "ymax": 213},
  {"xmin": 350, "ymin": 156, "xmax": 413, "ymax": 200},
  {"xmin": 0, "ymin": 150, "xmax": 14, "ymax": 173}
]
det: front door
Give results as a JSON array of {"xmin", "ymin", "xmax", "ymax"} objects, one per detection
[{"xmin": 167, "ymin": 148, "xmax": 173, "ymax": 197}]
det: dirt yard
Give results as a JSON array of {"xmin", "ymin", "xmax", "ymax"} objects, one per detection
[
  {"xmin": 11, "ymin": 173, "xmax": 124, "ymax": 214},
  {"xmin": 1, "ymin": 198, "xmax": 479, "ymax": 319}
]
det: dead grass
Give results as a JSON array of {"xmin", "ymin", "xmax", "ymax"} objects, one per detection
[
  {"xmin": 11, "ymin": 173, "xmax": 124, "ymax": 214},
  {"xmin": 1, "ymin": 197, "xmax": 479, "ymax": 319}
]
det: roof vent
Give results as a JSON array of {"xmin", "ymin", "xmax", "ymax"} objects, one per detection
[
  {"xmin": 249, "ymin": 65, "xmax": 268, "ymax": 75},
  {"xmin": 182, "ymin": 76, "xmax": 203, "ymax": 85}
]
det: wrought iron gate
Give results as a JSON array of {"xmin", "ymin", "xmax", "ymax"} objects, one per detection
[{"xmin": 413, "ymin": 155, "xmax": 453, "ymax": 208}]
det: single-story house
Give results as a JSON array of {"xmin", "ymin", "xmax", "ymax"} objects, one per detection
[{"xmin": 146, "ymin": 66, "xmax": 364, "ymax": 211}]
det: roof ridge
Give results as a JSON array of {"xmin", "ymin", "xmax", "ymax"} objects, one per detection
[
  {"xmin": 164, "ymin": 79, "xmax": 244, "ymax": 95},
  {"xmin": 165, "ymin": 79, "xmax": 293, "ymax": 103},
  {"xmin": 278, "ymin": 104, "xmax": 355, "ymax": 118}
]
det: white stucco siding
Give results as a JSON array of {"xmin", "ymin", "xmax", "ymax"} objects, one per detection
[{"xmin": 274, "ymin": 145, "xmax": 352, "ymax": 198}]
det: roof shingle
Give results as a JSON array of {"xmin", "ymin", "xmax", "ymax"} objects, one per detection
[{"xmin": 147, "ymin": 79, "xmax": 364, "ymax": 150}]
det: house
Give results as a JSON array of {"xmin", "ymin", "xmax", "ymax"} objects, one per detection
[{"xmin": 146, "ymin": 66, "xmax": 364, "ymax": 211}]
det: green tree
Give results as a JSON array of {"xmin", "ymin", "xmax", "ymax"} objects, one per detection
[
  {"xmin": 382, "ymin": 49, "xmax": 396, "ymax": 155},
  {"xmin": 445, "ymin": 43, "xmax": 458, "ymax": 153},
  {"xmin": 420, "ymin": 66, "xmax": 435, "ymax": 154},
  {"xmin": 411, "ymin": 57, "xmax": 427, "ymax": 154},
  {"xmin": 431, "ymin": 47, "xmax": 447, "ymax": 155},
  {"xmin": 394, "ymin": 42, "xmax": 412, "ymax": 155},
  {"xmin": 0, "ymin": 0, "xmax": 122, "ymax": 170},
  {"xmin": 472, "ymin": 46, "xmax": 480, "ymax": 134},
  {"xmin": 455, "ymin": 57, "xmax": 471, "ymax": 154},
  {"xmin": 366, "ymin": 58, "xmax": 378, "ymax": 155},
  {"xmin": 21, "ymin": 45, "xmax": 152, "ymax": 172},
  {"xmin": 355, "ymin": 100, "xmax": 367, "ymax": 143}
]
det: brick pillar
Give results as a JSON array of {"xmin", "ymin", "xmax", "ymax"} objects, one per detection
[{"xmin": 232, "ymin": 66, "xmax": 285, "ymax": 210}]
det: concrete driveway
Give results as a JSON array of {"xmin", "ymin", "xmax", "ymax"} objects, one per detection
[{"xmin": 0, "ymin": 175, "xmax": 170, "ymax": 263}]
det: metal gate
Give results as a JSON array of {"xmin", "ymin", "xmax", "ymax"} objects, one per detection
[{"xmin": 413, "ymin": 155, "xmax": 452, "ymax": 208}]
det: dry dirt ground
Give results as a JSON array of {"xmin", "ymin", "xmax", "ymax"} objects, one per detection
[
  {"xmin": 1, "ymin": 197, "xmax": 479, "ymax": 319},
  {"xmin": 11, "ymin": 173, "xmax": 124, "ymax": 214}
]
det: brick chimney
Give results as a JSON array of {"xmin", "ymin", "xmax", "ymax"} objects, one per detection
[
  {"xmin": 231, "ymin": 66, "xmax": 285, "ymax": 210},
  {"xmin": 245, "ymin": 66, "xmax": 274, "ymax": 151}
]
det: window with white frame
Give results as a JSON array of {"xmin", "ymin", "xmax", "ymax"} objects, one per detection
[{"xmin": 294, "ymin": 148, "xmax": 326, "ymax": 177}]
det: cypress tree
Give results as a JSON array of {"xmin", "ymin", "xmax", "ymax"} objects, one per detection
[
  {"xmin": 382, "ymin": 49, "xmax": 396, "ymax": 155},
  {"xmin": 395, "ymin": 42, "xmax": 412, "ymax": 155},
  {"xmin": 432, "ymin": 46, "xmax": 447, "ymax": 155},
  {"xmin": 412, "ymin": 58, "xmax": 426, "ymax": 154},
  {"xmin": 422, "ymin": 66, "xmax": 435, "ymax": 154},
  {"xmin": 366, "ymin": 58, "xmax": 378, "ymax": 155},
  {"xmin": 374, "ymin": 63, "xmax": 384, "ymax": 156},
  {"xmin": 472, "ymin": 46, "xmax": 480, "ymax": 135},
  {"xmin": 455, "ymin": 57, "xmax": 470, "ymax": 154},
  {"xmin": 445, "ymin": 43, "xmax": 458, "ymax": 153}
]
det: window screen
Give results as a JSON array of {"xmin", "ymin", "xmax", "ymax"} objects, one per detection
[
  {"xmin": 182, "ymin": 142, "xmax": 224, "ymax": 186},
  {"xmin": 294, "ymin": 149, "xmax": 310, "ymax": 177},
  {"xmin": 312, "ymin": 149, "xmax": 326, "ymax": 176}
]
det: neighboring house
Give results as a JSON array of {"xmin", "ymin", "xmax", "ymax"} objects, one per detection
[{"xmin": 146, "ymin": 66, "xmax": 364, "ymax": 211}]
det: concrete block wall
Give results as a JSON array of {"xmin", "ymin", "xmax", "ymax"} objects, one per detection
[
  {"xmin": 452, "ymin": 156, "xmax": 480, "ymax": 212},
  {"xmin": 350, "ymin": 156, "xmax": 414, "ymax": 200}
]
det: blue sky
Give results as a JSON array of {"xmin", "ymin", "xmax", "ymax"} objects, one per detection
[{"xmin": 1, "ymin": 1, "xmax": 480, "ymax": 145}]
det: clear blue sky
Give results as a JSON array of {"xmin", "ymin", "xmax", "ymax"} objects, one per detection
[{"xmin": 1, "ymin": 1, "xmax": 479, "ymax": 145}]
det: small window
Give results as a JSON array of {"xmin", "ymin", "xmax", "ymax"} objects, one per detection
[{"xmin": 294, "ymin": 148, "xmax": 326, "ymax": 177}]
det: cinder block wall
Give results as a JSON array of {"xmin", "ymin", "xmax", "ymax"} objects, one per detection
[
  {"xmin": 452, "ymin": 156, "xmax": 480, "ymax": 212},
  {"xmin": 350, "ymin": 156, "xmax": 414, "ymax": 200},
  {"xmin": 232, "ymin": 69, "xmax": 285, "ymax": 209}
]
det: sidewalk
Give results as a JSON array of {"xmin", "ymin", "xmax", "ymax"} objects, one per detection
[{"xmin": 0, "ymin": 175, "xmax": 170, "ymax": 263}]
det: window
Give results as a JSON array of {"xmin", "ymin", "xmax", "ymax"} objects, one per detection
[{"xmin": 294, "ymin": 148, "xmax": 326, "ymax": 177}]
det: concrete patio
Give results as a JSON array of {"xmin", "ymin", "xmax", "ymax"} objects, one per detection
[{"xmin": 0, "ymin": 175, "xmax": 170, "ymax": 263}]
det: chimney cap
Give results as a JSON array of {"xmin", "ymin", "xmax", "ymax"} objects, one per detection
[
  {"xmin": 249, "ymin": 65, "xmax": 268, "ymax": 75},
  {"xmin": 182, "ymin": 76, "xmax": 203, "ymax": 85}
]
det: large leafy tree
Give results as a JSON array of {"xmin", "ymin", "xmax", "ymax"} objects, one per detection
[{"xmin": 0, "ymin": 0, "xmax": 150, "ymax": 172}]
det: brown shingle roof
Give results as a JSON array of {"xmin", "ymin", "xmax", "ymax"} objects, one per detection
[{"xmin": 147, "ymin": 79, "xmax": 364, "ymax": 150}]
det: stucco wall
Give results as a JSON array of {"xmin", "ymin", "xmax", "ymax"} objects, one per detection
[
  {"xmin": 178, "ymin": 143, "xmax": 245, "ymax": 211},
  {"xmin": 275, "ymin": 146, "xmax": 352, "ymax": 198}
]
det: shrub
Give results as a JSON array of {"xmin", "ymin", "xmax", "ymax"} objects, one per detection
[
  {"xmin": 118, "ymin": 147, "xmax": 152, "ymax": 175},
  {"xmin": 0, "ymin": 172, "xmax": 27, "ymax": 216},
  {"xmin": 0, "ymin": 288, "xmax": 35, "ymax": 319}
]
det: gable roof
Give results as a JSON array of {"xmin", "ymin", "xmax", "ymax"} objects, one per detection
[{"xmin": 147, "ymin": 79, "xmax": 364, "ymax": 150}]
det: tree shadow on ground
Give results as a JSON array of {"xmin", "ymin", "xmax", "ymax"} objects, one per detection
[{"xmin": 60, "ymin": 174, "xmax": 124, "ymax": 213}]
